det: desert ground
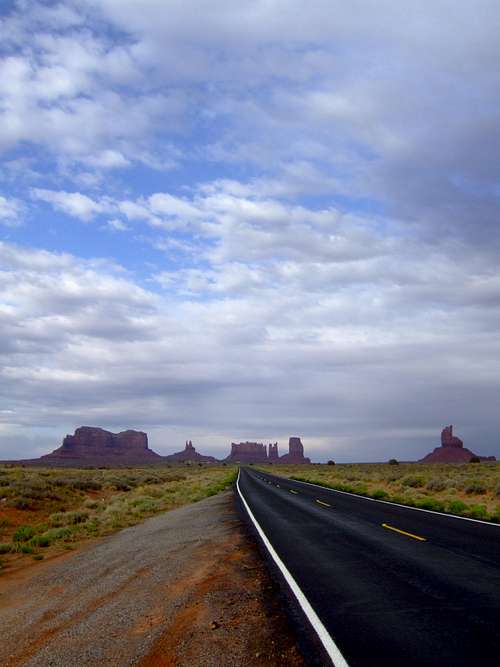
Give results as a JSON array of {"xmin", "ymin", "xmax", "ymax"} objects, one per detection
[{"xmin": 0, "ymin": 464, "xmax": 237, "ymax": 572}]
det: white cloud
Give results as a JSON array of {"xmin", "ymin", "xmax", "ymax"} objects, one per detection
[
  {"xmin": 32, "ymin": 188, "xmax": 108, "ymax": 221},
  {"xmin": 84, "ymin": 150, "xmax": 131, "ymax": 169},
  {"xmin": 106, "ymin": 218, "xmax": 130, "ymax": 232},
  {"xmin": 0, "ymin": 195, "xmax": 22, "ymax": 226}
]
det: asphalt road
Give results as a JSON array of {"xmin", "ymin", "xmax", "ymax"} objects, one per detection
[{"xmin": 237, "ymin": 467, "xmax": 500, "ymax": 667}]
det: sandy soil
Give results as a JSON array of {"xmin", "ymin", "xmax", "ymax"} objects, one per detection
[{"xmin": 0, "ymin": 491, "xmax": 308, "ymax": 666}]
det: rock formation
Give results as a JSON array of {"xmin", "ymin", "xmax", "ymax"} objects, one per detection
[
  {"xmin": 279, "ymin": 437, "xmax": 311, "ymax": 464},
  {"xmin": 226, "ymin": 441, "xmax": 269, "ymax": 463},
  {"xmin": 440, "ymin": 425, "xmax": 464, "ymax": 448},
  {"xmin": 41, "ymin": 426, "xmax": 161, "ymax": 464},
  {"xmin": 225, "ymin": 437, "xmax": 311, "ymax": 464},
  {"xmin": 164, "ymin": 440, "xmax": 217, "ymax": 463},
  {"xmin": 420, "ymin": 425, "xmax": 496, "ymax": 463},
  {"xmin": 268, "ymin": 442, "xmax": 280, "ymax": 461}
]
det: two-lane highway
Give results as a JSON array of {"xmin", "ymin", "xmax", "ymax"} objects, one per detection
[{"xmin": 237, "ymin": 467, "xmax": 500, "ymax": 667}]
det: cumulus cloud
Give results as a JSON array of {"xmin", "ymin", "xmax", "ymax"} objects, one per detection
[
  {"xmin": 1, "ymin": 238, "xmax": 500, "ymax": 461},
  {"xmin": 32, "ymin": 188, "xmax": 108, "ymax": 221}
]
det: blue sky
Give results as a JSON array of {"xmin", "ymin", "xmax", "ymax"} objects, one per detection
[{"xmin": 1, "ymin": 0, "xmax": 500, "ymax": 461}]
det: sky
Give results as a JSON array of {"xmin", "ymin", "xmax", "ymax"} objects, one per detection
[{"xmin": 1, "ymin": 0, "xmax": 500, "ymax": 462}]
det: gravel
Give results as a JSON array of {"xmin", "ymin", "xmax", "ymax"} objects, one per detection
[{"xmin": 0, "ymin": 491, "xmax": 307, "ymax": 667}]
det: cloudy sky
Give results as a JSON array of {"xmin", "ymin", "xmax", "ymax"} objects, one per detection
[{"xmin": 1, "ymin": 0, "xmax": 499, "ymax": 462}]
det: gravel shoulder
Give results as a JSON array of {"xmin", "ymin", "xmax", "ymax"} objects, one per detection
[{"xmin": 0, "ymin": 490, "xmax": 308, "ymax": 666}]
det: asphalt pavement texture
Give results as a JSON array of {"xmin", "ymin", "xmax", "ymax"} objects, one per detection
[{"xmin": 237, "ymin": 467, "xmax": 500, "ymax": 667}]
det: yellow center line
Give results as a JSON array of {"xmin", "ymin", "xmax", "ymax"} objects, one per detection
[
  {"xmin": 289, "ymin": 489, "xmax": 299, "ymax": 494},
  {"xmin": 316, "ymin": 499, "xmax": 331, "ymax": 508},
  {"xmin": 382, "ymin": 523, "xmax": 426, "ymax": 542}
]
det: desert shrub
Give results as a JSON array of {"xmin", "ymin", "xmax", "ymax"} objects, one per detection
[
  {"xmin": 71, "ymin": 479, "xmax": 102, "ymax": 491},
  {"xmin": 494, "ymin": 481, "xmax": 500, "ymax": 497},
  {"xmin": 138, "ymin": 475, "xmax": 163, "ymax": 485},
  {"xmin": 83, "ymin": 499, "xmax": 99, "ymax": 509},
  {"xmin": 426, "ymin": 478, "xmax": 447, "ymax": 492},
  {"xmin": 44, "ymin": 527, "xmax": 72, "ymax": 541},
  {"xmin": 469, "ymin": 456, "xmax": 481, "ymax": 464},
  {"xmin": 388, "ymin": 458, "xmax": 399, "ymax": 465},
  {"xmin": 106, "ymin": 479, "xmax": 131, "ymax": 492},
  {"xmin": 0, "ymin": 517, "xmax": 12, "ymax": 528},
  {"xmin": 372, "ymin": 489, "xmax": 388, "ymax": 500},
  {"xmin": 327, "ymin": 460, "xmax": 336, "ymax": 466},
  {"xmin": 0, "ymin": 543, "xmax": 12, "ymax": 554},
  {"xmin": 464, "ymin": 480, "xmax": 486, "ymax": 495},
  {"xmin": 9, "ymin": 496, "xmax": 33, "ymax": 510},
  {"xmin": 447, "ymin": 500, "xmax": 467, "ymax": 514},
  {"xmin": 51, "ymin": 477, "xmax": 75, "ymax": 487},
  {"xmin": 19, "ymin": 544, "xmax": 35, "ymax": 554},
  {"xmin": 468, "ymin": 504, "xmax": 487, "ymax": 519},
  {"xmin": 130, "ymin": 498, "xmax": 159, "ymax": 513},
  {"xmin": 64, "ymin": 511, "xmax": 89, "ymax": 525},
  {"xmin": 13, "ymin": 525, "xmax": 35, "ymax": 542},
  {"xmin": 401, "ymin": 475, "xmax": 424, "ymax": 488},
  {"xmin": 30, "ymin": 535, "xmax": 51, "ymax": 548},
  {"xmin": 416, "ymin": 497, "xmax": 445, "ymax": 512},
  {"xmin": 49, "ymin": 512, "xmax": 67, "ymax": 527}
]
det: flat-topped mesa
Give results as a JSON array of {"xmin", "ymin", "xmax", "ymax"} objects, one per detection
[
  {"xmin": 164, "ymin": 440, "xmax": 217, "ymax": 463},
  {"xmin": 41, "ymin": 426, "xmax": 161, "ymax": 462},
  {"xmin": 280, "ymin": 436, "xmax": 311, "ymax": 464},
  {"xmin": 226, "ymin": 441, "xmax": 268, "ymax": 463},
  {"xmin": 420, "ymin": 425, "xmax": 496, "ymax": 463},
  {"xmin": 441, "ymin": 425, "xmax": 463, "ymax": 449}
]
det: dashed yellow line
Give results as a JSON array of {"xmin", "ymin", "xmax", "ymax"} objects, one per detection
[
  {"xmin": 289, "ymin": 489, "xmax": 299, "ymax": 494},
  {"xmin": 382, "ymin": 523, "xmax": 426, "ymax": 542},
  {"xmin": 316, "ymin": 499, "xmax": 331, "ymax": 508}
]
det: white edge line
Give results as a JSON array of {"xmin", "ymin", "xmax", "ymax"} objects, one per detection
[
  {"xmin": 280, "ymin": 476, "xmax": 500, "ymax": 527},
  {"xmin": 237, "ymin": 469, "xmax": 349, "ymax": 667}
]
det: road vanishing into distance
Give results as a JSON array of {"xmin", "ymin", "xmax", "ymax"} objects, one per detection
[{"xmin": 237, "ymin": 467, "xmax": 500, "ymax": 667}]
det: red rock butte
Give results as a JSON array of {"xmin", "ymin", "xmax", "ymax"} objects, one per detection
[
  {"xmin": 225, "ymin": 437, "xmax": 311, "ymax": 464},
  {"xmin": 419, "ymin": 425, "xmax": 496, "ymax": 463},
  {"xmin": 164, "ymin": 440, "xmax": 217, "ymax": 463},
  {"xmin": 41, "ymin": 426, "xmax": 162, "ymax": 464}
]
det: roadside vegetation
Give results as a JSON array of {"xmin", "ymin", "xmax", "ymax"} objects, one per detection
[
  {"xmin": 258, "ymin": 461, "xmax": 500, "ymax": 522},
  {"xmin": 0, "ymin": 464, "xmax": 237, "ymax": 572}
]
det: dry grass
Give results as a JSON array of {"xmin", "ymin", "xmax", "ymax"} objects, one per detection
[
  {"xmin": 0, "ymin": 464, "xmax": 237, "ymax": 571},
  {"xmin": 257, "ymin": 461, "xmax": 500, "ymax": 521}
]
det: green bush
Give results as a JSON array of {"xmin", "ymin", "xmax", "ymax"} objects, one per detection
[
  {"xmin": 416, "ymin": 497, "xmax": 445, "ymax": 512},
  {"xmin": 401, "ymin": 475, "xmax": 424, "ymax": 488},
  {"xmin": 44, "ymin": 527, "xmax": 72, "ymax": 541},
  {"xmin": 447, "ymin": 500, "xmax": 467, "ymax": 514},
  {"xmin": 30, "ymin": 535, "xmax": 51, "ymax": 548},
  {"xmin": 426, "ymin": 478, "xmax": 447, "ymax": 492},
  {"xmin": 20, "ymin": 544, "xmax": 35, "ymax": 554},
  {"xmin": 388, "ymin": 458, "xmax": 399, "ymax": 465},
  {"xmin": 0, "ymin": 543, "xmax": 12, "ymax": 554},
  {"xmin": 468, "ymin": 504, "xmax": 488, "ymax": 519},
  {"xmin": 469, "ymin": 456, "xmax": 481, "ymax": 464},
  {"xmin": 13, "ymin": 525, "xmax": 35, "ymax": 542},
  {"xmin": 372, "ymin": 489, "xmax": 388, "ymax": 500}
]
